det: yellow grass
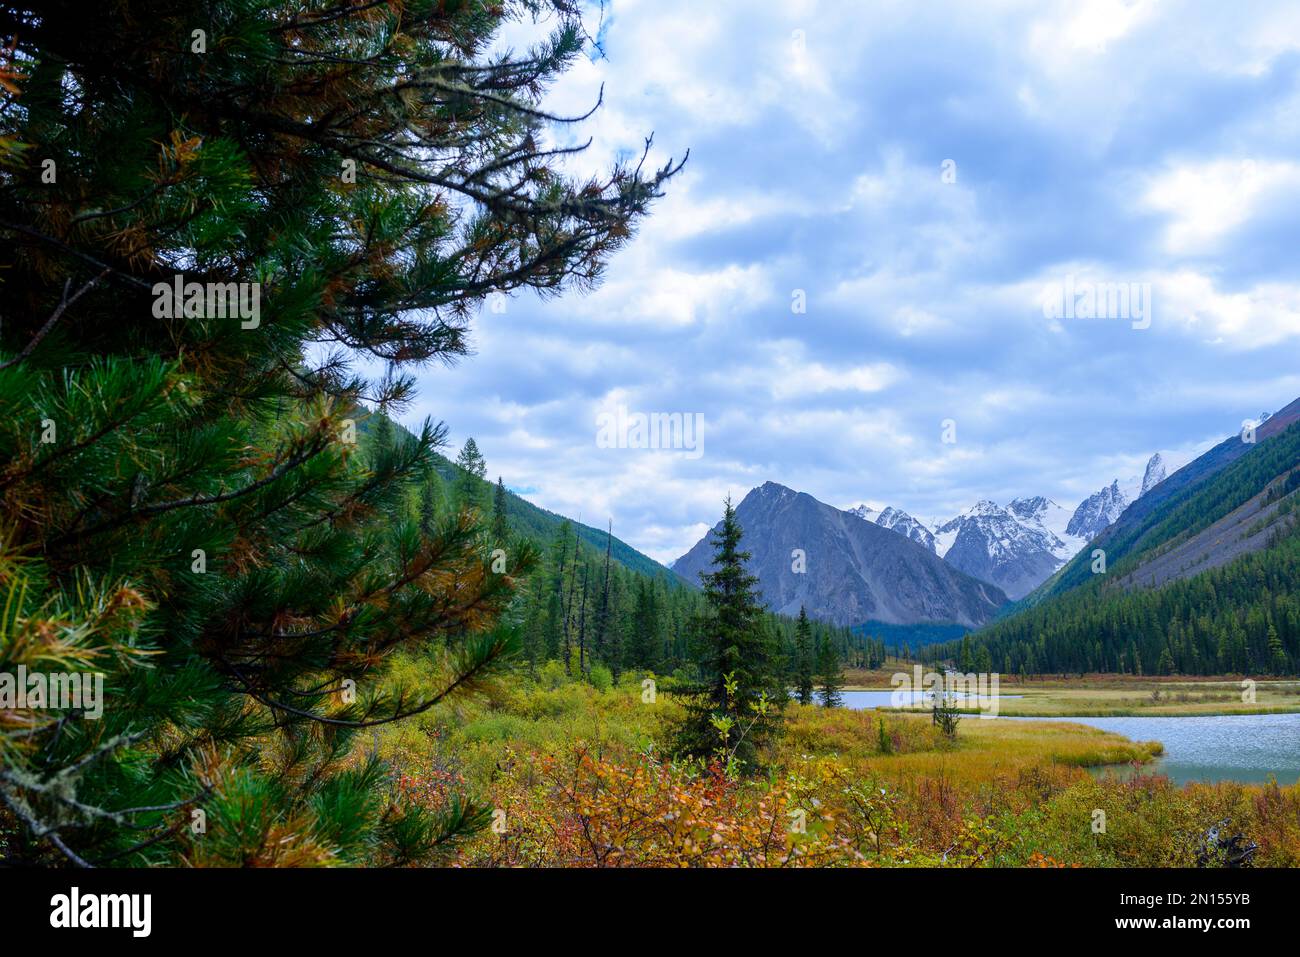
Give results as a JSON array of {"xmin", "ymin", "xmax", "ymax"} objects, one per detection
[
  {"xmin": 775, "ymin": 703, "xmax": 1161, "ymax": 790},
  {"xmin": 843, "ymin": 665, "xmax": 1300, "ymax": 716}
]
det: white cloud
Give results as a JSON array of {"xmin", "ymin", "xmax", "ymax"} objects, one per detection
[
  {"xmin": 403, "ymin": 0, "xmax": 1300, "ymax": 565},
  {"xmin": 1156, "ymin": 270, "xmax": 1300, "ymax": 347},
  {"xmin": 1144, "ymin": 159, "xmax": 1300, "ymax": 254}
]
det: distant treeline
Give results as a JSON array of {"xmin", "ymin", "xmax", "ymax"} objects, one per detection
[
  {"xmin": 388, "ymin": 418, "xmax": 872, "ymax": 682},
  {"xmin": 940, "ymin": 421, "xmax": 1300, "ymax": 676}
]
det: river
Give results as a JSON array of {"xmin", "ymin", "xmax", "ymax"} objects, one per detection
[{"xmin": 839, "ymin": 690, "xmax": 1300, "ymax": 786}]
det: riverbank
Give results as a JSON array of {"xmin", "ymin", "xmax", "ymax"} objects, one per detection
[
  {"xmin": 842, "ymin": 670, "xmax": 1300, "ymax": 716},
  {"xmin": 372, "ymin": 666, "xmax": 1300, "ymax": 866}
]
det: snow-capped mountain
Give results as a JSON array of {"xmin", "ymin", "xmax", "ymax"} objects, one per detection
[
  {"xmin": 674, "ymin": 483, "xmax": 1007, "ymax": 627},
  {"xmin": 1007, "ymin": 495, "xmax": 1087, "ymax": 562},
  {"xmin": 1141, "ymin": 453, "xmax": 1167, "ymax": 496},
  {"xmin": 846, "ymin": 454, "xmax": 1169, "ymax": 600},
  {"xmin": 1066, "ymin": 480, "xmax": 1129, "ymax": 541},
  {"xmin": 930, "ymin": 500, "xmax": 1077, "ymax": 599},
  {"xmin": 852, "ymin": 504, "xmax": 938, "ymax": 552},
  {"xmin": 1067, "ymin": 453, "xmax": 1168, "ymax": 541},
  {"xmin": 877, "ymin": 506, "xmax": 937, "ymax": 552}
]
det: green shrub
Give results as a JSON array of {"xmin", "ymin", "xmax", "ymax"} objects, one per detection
[{"xmin": 589, "ymin": 664, "xmax": 614, "ymax": 692}]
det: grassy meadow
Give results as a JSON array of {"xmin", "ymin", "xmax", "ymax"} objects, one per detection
[
  {"xmin": 843, "ymin": 663, "xmax": 1300, "ymax": 716},
  {"xmin": 371, "ymin": 658, "xmax": 1300, "ymax": 867}
]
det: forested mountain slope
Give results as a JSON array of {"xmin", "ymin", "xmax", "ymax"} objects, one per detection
[
  {"xmin": 1034, "ymin": 396, "xmax": 1300, "ymax": 602},
  {"xmin": 363, "ymin": 413, "xmax": 677, "ymax": 582},
  {"xmin": 944, "ymin": 407, "xmax": 1300, "ymax": 676},
  {"xmin": 429, "ymin": 450, "xmax": 676, "ymax": 582}
]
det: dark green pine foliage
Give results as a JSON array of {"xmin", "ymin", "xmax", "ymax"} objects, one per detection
[
  {"xmin": 0, "ymin": 0, "xmax": 681, "ymax": 866},
  {"xmin": 491, "ymin": 477, "xmax": 510, "ymax": 545},
  {"xmin": 815, "ymin": 634, "xmax": 844, "ymax": 708},
  {"xmin": 456, "ymin": 438, "xmax": 488, "ymax": 511},
  {"xmin": 674, "ymin": 497, "xmax": 783, "ymax": 773},
  {"xmin": 793, "ymin": 606, "xmax": 815, "ymax": 705}
]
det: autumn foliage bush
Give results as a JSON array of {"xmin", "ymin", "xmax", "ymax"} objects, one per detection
[{"xmin": 379, "ymin": 670, "xmax": 1300, "ymax": 868}]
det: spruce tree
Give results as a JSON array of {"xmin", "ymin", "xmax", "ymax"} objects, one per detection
[
  {"xmin": 1268, "ymin": 623, "xmax": 1287, "ymax": 675},
  {"xmin": 456, "ymin": 438, "xmax": 488, "ymax": 510},
  {"xmin": 0, "ymin": 0, "xmax": 680, "ymax": 866},
  {"xmin": 491, "ymin": 476, "xmax": 510, "ymax": 544},
  {"xmin": 816, "ymin": 635, "xmax": 844, "ymax": 708},
  {"xmin": 593, "ymin": 522, "xmax": 617, "ymax": 674},
  {"xmin": 674, "ymin": 497, "xmax": 782, "ymax": 772},
  {"xmin": 794, "ymin": 605, "xmax": 815, "ymax": 705}
]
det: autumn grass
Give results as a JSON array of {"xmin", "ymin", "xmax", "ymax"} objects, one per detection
[
  {"xmin": 376, "ymin": 660, "xmax": 1161, "ymax": 807},
  {"xmin": 842, "ymin": 665, "xmax": 1300, "ymax": 716},
  {"xmin": 376, "ymin": 661, "xmax": 679, "ymax": 796},
  {"xmin": 374, "ymin": 662, "xmax": 1300, "ymax": 867},
  {"xmin": 776, "ymin": 703, "xmax": 1161, "ymax": 784},
  {"xmin": 959, "ymin": 679, "xmax": 1300, "ymax": 716}
]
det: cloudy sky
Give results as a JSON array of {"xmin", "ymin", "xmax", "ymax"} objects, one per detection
[{"xmin": 398, "ymin": 0, "xmax": 1300, "ymax": 564}]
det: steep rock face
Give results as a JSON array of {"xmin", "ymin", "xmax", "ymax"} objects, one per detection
[
  {"xmin": 875, "ymin": 506, "xmax": 938, "ymax": 552},
  {"xmin": 1067, "ymin": 480, "xmax": 1129, "ymax": 540},
  {"xmin": 1007, "ymin": 496, "xmax": 1084, "ymax": 557},
  {"xmin": 932, "ymin": 501, "xmax": 1068, "ymax": 600},
  {"xmin": 849, "ymin": 503, "xmax": 937, "ymax": 552},
  {"xmin": 1141, "ymin": 453, "xmax": 1167, "ymax": 496},
  {"xmin": 1067, "ymin": 453, "xmax": 1173, "ymax": 543},
  {"xmin": 672, "ymin": 483, "xmax": 1007, "ymax": 627}
]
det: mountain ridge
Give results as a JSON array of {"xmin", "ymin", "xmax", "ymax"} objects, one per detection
[
  {"xmin": 673, "ymin": 482, "xmax": 1008, "ymax": 628},
  {"xmin": 947, "ymin": 400, "xmax": 1300, "ymax": 675}
]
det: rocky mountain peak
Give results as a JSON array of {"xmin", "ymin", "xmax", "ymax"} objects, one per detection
[
  {"xmin": 1066, "ymin": 480, "xmax": 1129, "ymax": 541},
  {"xmin": 1141, "ymin": 453, "xmax": 1167, "ymax": 495},
  {"xmin": 672, "ymin": 485, "xmax": 1008, "ymax": 627},
  {"xmin": 875, "ymin": 506, "xmax": 937, "ymax": 552}
]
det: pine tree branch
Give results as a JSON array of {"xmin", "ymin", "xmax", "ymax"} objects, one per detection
[
  {"xmin": 222, "ymin": 633, "xmax": 512, "ymax": 729},
  {"xmin": 0, "ymin": 268, "xmax": 109, "ymax": 371},
  {"xmin": 51, "ymin": 433, "xmax": 334, "ymax": 544},
  {"xmin": 0, "ymin": 786, "xmax": 94, "ymax": 868}
]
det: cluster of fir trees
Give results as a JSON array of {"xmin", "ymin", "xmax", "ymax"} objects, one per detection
[
  {"xmin": 792, "ymin": 606, "xmax": 846, "ymax": 708},
  {"xmin": 516, "ymin": 516, "xmax": 703, "ymax": 678},
  {"xmin": 437, "ymin": 435, "xmax": 860, "ymax": 690},
  {"xmin": 0, "ymin": 0, "xmax": 684, "ymax": 866}
]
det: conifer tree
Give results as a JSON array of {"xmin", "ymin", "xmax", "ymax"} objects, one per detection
[
  {"xmin": 593, "ymin": 521, "xmax": 616, "ymax": 674},
  {"xmin": 674, "ymin": 497, "xmax": 782, "ymax": 772},
  {"xmin": 543, "ymin": 523, "xmax": 571, "ymax": 662},
  {"xmin": 491, "ymin": 476, "xmax": 510, "ymax": 544},
  {"xmin": 418, "ymin": 468, "xmax": 445, "ymax": 536},
  {"xmin": 456, "ymin": 438, "xmax": 488, "ymax": 510},
  {"xmin": 0, "ymin": 0, "xmax": 680, "ymax": 866},
  {"xmin": 630, "ymin": 578, "xmax": 663, "ymax": 670},
  {"xmin": 1268, "ymin": 623, "xmax": 1288, "ymax": 675},
  {"xmin": 794, "ymin": 605, "xmax": 815, "ymax": 705},
  {"xmin": 816, "ymin": 635, "xmax": 844, "ymax": 708}
]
